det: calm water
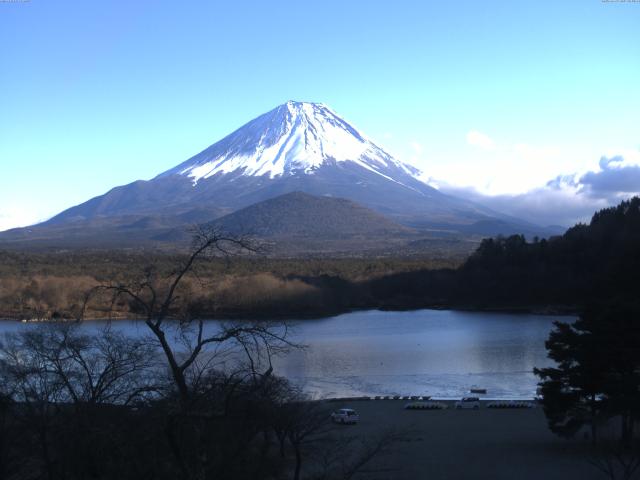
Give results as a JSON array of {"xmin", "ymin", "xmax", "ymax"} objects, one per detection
[{"xmin": 0, "ymin": 309, "xmax": 570, "ymax": 399}]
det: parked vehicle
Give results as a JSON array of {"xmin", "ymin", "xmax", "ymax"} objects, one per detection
[
  {"xmin": 331, "ymin": 408, "xmax": 359, "ymax": 424},
  {"xmin": 455, "ymin": 397, "xmax": 480, "ymax": 409}
]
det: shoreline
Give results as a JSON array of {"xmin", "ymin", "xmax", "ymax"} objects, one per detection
[
  {"xmin": 322, "ymin": 396, "xmax": 538, "ymax": 403},
  {"xmin": 0, "ymin": 303, "xmax": 579, "ymax": 323}
]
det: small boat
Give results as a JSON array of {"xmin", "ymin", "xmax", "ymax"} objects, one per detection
[{"xmin": 470, "ymin": 388, "xmax": 487, "ymax": 394}]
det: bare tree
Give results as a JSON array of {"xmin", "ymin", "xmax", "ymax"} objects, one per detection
[
  {"xmin": 308, "ymin": 425, "xmax": 406, "ymax": 480},
  {"xmin": 82, "ymin": 226, "xmax": 296, "ymax": 406},
  {"xmin": 268, "ymin": 387, "xmax": 406, "ymax": 480},
  {"xmin": 0, "ymin": 323, "xmax": 160, "ymax": 480},
  {"xmin": 2, "ymin": 323, "xmax": 157, "ymax": 407},
  {"xmin": 282, "ymin": 400, "xmax": 332, "ymax": 480},
  {"xmin": 79, "ymin": 226, "xmax": 301, "ymax": 480}
]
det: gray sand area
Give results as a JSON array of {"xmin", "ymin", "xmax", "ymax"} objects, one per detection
[{"xmin": 319, "ymin": 400, "xmax": 604, "ymax": 480}]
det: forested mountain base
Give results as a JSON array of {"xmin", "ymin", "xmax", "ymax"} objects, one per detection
[
  {"xmin": 1, "ymin": 197, "xmax": 639, "ymax": 320},
  {"xmin": 0, "ymin": 253, "xmax": 462, "ymax": 320},
  {"xmin": 369, "ymin": 197, "xmax": 640, "ymax": 312}
]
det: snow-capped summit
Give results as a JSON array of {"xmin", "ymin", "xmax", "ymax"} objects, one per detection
[
  {"xmin": 160, "ymin": 101, "xmax": 421, "ymax": 184},
  {"xmin": 36, "ymin": 101, "xmax": 516, "ymax": 236}
]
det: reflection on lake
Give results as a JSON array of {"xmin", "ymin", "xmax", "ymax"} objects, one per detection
[
  {"xmin": 273, "ymin": 309, "xmax": 567, "ymax": 399},
  {"xmin": 0, "ymin": 309, "xmax": 570, "ymax": 399}
]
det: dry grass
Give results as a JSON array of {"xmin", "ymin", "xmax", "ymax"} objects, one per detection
[{"xmin": 0, "ymin": 250, "xmax": 465, "ymax": 320}]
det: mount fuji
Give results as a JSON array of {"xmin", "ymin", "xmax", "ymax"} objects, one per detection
[
  {"xmin": 162, "ymin": 101, "xmax": 421, "ymax": 182},
  {"xmin": 0, "ymin": 101, "xmax": 558, "ymax": 251}
]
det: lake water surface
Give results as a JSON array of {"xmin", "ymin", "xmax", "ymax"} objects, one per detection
[{"xmin": 0, "ymin": 309, "xmax": 570, "ymax": 399}]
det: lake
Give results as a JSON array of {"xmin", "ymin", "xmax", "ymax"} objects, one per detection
[{"xmin": 0, "ymin": 309, "xmax": 570, "ymax": 400}]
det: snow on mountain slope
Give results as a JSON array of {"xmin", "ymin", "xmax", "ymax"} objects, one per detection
[
  {"xmin": 160, "ymin": 101, "xmax": 421, "ymax": 185},
  {"xmin": 23, "ymin": 99, "xmax": 548, "ymax": 240}
]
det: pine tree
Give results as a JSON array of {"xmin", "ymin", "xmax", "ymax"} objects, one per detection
[{"xmin": 535, "ymin": 303, "xmax": 640, "ymax": 446}]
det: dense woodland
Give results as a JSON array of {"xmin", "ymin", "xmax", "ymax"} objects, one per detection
[
  {"xmin": 369, "ymin": 197, "xmax": 640, "ymax": 312},
  {"xmin": 1, "ymin": 197, "xmax": 639, "ymax": 320},
  {"xmin": 0, "ymin": 251, "xmax": 461, "ymax": 321}
]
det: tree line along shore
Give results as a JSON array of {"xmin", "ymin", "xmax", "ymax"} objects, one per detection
[{"xmin": 1, "ymin": 197, "xmax": 639, "ymax": 321}]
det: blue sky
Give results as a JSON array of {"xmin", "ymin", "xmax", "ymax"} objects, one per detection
[{"xmin": 1, "ymin": 0, "xmax": 639, "ymax": 229}]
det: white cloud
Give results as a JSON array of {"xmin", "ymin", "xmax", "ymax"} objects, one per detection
[
  {"xmin": 435, "ymin": 179, "xmax": 599, "ymax": 227},
  {"xmin": 466, "ymin": 130, "xmax": 495, "ymax": 150},
  {"xmin": 433, "ymin": 151, "xmax": 640, "ymax": 227},
  {"xmin": 392, "ymin": 124, "xmax": 638, "ymax": 226},
  {"xmin": 410, "ymin": 141, "xmax": 423, "ymax": 155},
  {"xmin": 512, "ymin": 143, "xmax": 562, "ymax": 162},
  {"xmin": 0, "ymin": 207, "xmax": 43, "ymax": 232},
  {"xmin": 421, "ymin": 133, "xmax": 600, "ymax": 196}
]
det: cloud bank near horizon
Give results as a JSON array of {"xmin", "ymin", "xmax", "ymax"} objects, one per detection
[
  {"xmin": 433, "ymin": 154, "xmax": 640, "ymax": 227},
  {"xmin": 1, "ymin": 147, "xmax": 639, "ymax": 233}
]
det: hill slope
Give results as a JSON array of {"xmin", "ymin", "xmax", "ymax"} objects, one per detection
[
  {"xmin": 1, "ymin": 193, "xmax": 476, "ymax": 256},
  {"xmin": 212, "ymin": 191, "xmax": 413, "ymax": 238}
]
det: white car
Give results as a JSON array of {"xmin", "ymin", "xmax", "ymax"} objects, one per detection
[
  {"xmin": 331, "ymin": 408, "xmax": 360, "ymax": 424},
  {"xmin": 455, "ymin": 397, "xmax": 481, "ymax": 409}
]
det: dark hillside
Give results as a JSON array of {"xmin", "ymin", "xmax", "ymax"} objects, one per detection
[
  {"xmin": 212, "ymin": 191, "xmax": 414, "ymax": 238},
  {"xmin": 368, "ymin": 197, "xmax": 640, "ymax": 311}
]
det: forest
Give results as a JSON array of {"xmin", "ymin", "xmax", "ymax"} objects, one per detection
[
  {"xmin": 1, "ymin": 197, "xmax": 639, "ymax": 320},
  {"xmin": 0, "ymin": 248, "xmax": 461, "ymax": 321},
  {"xmin": 368, "ymin": 196, "xmax": 640, "ymax": 312}
]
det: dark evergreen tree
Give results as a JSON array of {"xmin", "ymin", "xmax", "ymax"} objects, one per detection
[
  {"xmin": 534, "ymin": 317, "xmax": 609, "ymax": 442},
  {"xmin": 535, "ymin": 303, "xmax": 640, "ymax": 446},
  {"xmin": 368, "ymin": 196, "xmax": 640, "ymax": 312}
]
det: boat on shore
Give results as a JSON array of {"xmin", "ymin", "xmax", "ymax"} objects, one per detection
[{"xmin": 470, "ymin": 388, "xmax": 487, "ymax": 394}]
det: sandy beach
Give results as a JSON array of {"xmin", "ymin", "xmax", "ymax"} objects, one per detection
[{"xmin": 320, "ymin": 399, "xmax": 602, "ymax": 480}]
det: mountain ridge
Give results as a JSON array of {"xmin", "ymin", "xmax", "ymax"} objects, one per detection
[
  {"xmin": 41, "ymin": 101, "xmax": 502, "ymax": 228},
  {"xmin": 1, "ymin": 101, "xmax": 561, "ymax": 249}
]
